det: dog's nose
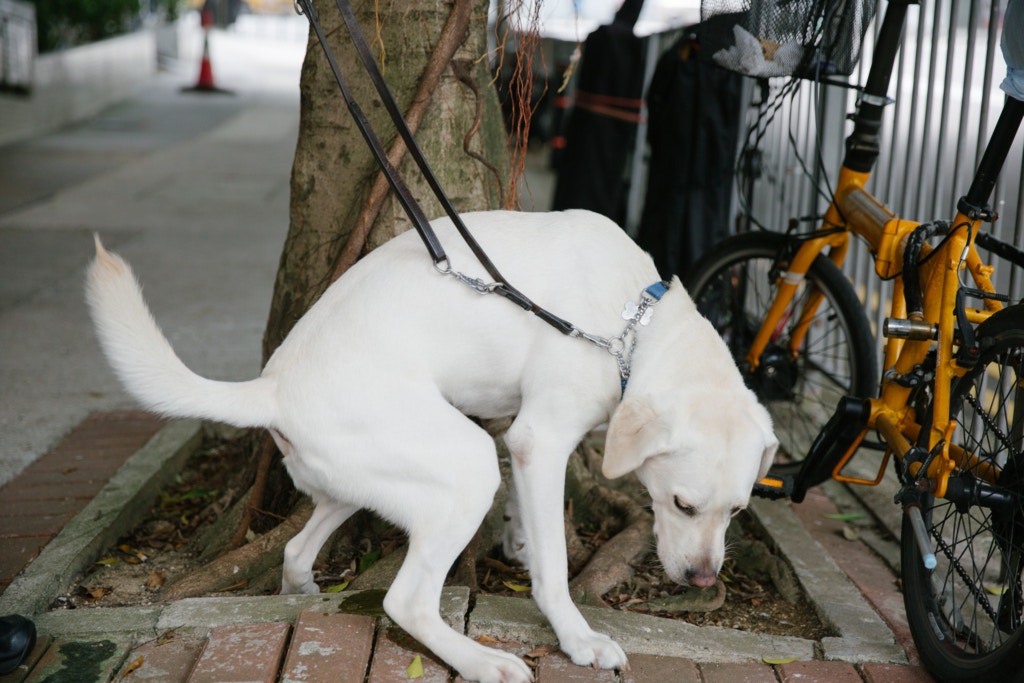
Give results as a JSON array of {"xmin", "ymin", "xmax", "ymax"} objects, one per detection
[{"xmin": 685, "ymin": 569, "xmax": 718, "ymax": 588}]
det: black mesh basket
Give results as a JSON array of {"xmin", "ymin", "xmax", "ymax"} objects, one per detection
[{"xmin": 699, "ymin": 0, "xmax": 877, "ymax": 78}]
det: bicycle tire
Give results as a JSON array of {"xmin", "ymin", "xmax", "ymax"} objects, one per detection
[
  {"xmin": 686, "ymin": 231, "xmax": 877, "ymax": 473},
  {"xmin": 901, "ymin": 304, "xmax": 1024, "ymax": 683}
]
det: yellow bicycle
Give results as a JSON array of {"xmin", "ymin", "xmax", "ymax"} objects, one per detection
[{"xmin": 688, "ymin": 0, "xmax": 1024, "ymax": 680}]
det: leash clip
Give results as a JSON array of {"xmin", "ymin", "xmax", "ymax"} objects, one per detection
[
  {"xmin": 440, "ymin": 259, "xmax": 500, "ymax": 295},
  {"xmin": 464, "ymin": 277, "xmax": 501, "ymax": 295}
]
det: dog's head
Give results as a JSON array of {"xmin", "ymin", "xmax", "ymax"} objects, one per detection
[{"xmin": 603, "ymin": 392, "xmax": 777, "ymax": 587}]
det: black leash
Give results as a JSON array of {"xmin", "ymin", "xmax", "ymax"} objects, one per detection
[{"xmin": 293, "ymin": 0, "xmax": 576, "ymax": 336}]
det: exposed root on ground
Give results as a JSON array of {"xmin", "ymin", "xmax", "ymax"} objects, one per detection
[{"xmin": 161, "ymin": 500, "xmax": 313, "ymax": 601}]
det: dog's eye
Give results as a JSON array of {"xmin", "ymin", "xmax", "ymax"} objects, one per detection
[{"xmin": 674, "ymin": 497, "xmax": 697, "ymax": 517}]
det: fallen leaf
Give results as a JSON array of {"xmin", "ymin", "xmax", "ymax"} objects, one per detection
[
  {"xmin": 406, "ymin": 654, "xmax": 424, "ymax": 679},
  {"xmin": 120, "ymin": 655, "xmax": 145, "ymax": 676},
  {"xmin": 221, "ymin": 579, "xmax": 248, "ymax": 592},
  {"xmin": 502, "ymin": 581, "xmax": 531, "ymax": 593},
  {"xmin": 986, "ymin": 585, "xmax": 1007, "ymax": 596},
  {"xmin": 62, "ymin": 467, "xmax": 78, "ymax": 475},
  {"xmin": 525, "ymin": 645, "xmax": 557, "ymax": 659},
  {"xmin": 358, "ymin": 550, "xmax": 381, "ymax": 574},
  {"xmin": 80, "ymin": 585, "xmax": 111, "ymax": 601},
  {"xmin": 481, "ymin": 557, "xmax": 518, "ymax": 572},
  {"xmin": 823, "ymin": 513, "xmax": 865, "ymax": 522},
  {"xmin": 842, "ymin": 525, "xmax": 860, "ymax": 541},
  {"xmin": 324, "ymin": 581, "xmax": 350, "ymax": 593},
  {"xmin": 96, "ymin": 557, "xmax": 120, "ymax": 566},
  {"xmin": 475, "ymin": 635, "xmax": 499, "ymax": 643},
  {"xmin": 146, "ymin": 571, "xmax": 166, "ymax": 589},
  {"xmin": 156, "ymin": 631, "xmax": 178, "ymax": 646},
  {"xmin": 178, "ymin": 488, "xmax": 217, "ymax": 501},
  {"xmin": 762, "ymin": 656, "xmax": 799, "ymax": 665}
]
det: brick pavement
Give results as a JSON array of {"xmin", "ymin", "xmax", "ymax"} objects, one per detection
[
  {"xmin": 790, "ymin": 487, "xmax": 921, "ymax": 666},
  {"xmin": 0, "ymin": 412, "xmax": 937, "ymax": 682},
  {"xmin": 0, "ymin": 411, "xmax": 167, "ymax": 593},
  {"xmin": 0, "ymin": 611, "xmax": 935, "ymax": 683}
]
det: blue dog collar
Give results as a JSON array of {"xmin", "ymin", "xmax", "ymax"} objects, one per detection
[
  {"xmin": 617, "ymin": 280, "xmax": 670, "ymax": 394},
  {"xmin": 566, "ymin": 280, "xmax": 670, "ymax": 396},
  {"xmin": 644, "ymin": 280, "xmax": 669, "ymax": 300}
]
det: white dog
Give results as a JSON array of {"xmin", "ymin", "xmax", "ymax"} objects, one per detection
[{"xmin": 86, "ymin": 210, "xmax": 776, "ymax": 683}]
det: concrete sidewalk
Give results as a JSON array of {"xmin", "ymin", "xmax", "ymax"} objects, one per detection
[
  {"xmin": 0, "ymin": 14, "xmax": 306, "ymax": 489},
  {"xmin": 0, "ymin": 14, "xmax": 935, "ymax": 683}
]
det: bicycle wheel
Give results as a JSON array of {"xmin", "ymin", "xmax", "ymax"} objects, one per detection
[
  {"xmin": 901, "ymin": 304, "xmax": 1024, "ymax": 682},
  {"xmin": 687, "ymin": 231, "xmax": 877, "ymax": 472}
]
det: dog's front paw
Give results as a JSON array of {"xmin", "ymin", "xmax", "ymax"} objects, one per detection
[
  {"xmin": 560, "ymin": 630, "xmax": 628, "ymax": 670},
  {"xmin": 458, "ymin": 648, "xmax": 534, "ymax": 683}
]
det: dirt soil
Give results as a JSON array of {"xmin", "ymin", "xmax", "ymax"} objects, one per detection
[{"xmin": 60, "ymin": 435, "xmax": 831, "ymax": 642}]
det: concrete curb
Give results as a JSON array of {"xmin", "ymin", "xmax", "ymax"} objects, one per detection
[
  {"xmin": 468, "ymin": 594, "xmax": 816, "ymax": 662},
  {"xmin": 0, "ymin": 420, "xmax": 203, "ymax": 616},
  {"xmin": 4, "ymin": 419, "xmax": 907, "ymax": 664},
  {"xmin": 31, "ymin": 589, "xmax": 472, "ymax": 641},
  {"xmin": 749, "ymin": 497, "xmax": 907, "ymax": 664},
  {"xmin": 0, "ymin": 29, "xmax": 158, "ymax": 146}
]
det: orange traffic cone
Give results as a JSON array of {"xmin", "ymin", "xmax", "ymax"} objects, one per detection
[
  {"xmin": 183, "ymin": 8, "xmax": 230, "ymax": 94},
  {"xmin": 194, "ymin": 33, "xmax": 217, "ymax": 88}
]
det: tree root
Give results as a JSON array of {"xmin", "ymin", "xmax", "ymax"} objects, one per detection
[
  {"xmin": 563, "ymin": 443, "xmax": 653, "ymax": 606},
  {"xmin": 160, "ymin": 500, "xmax": 313, "ymax": 601},
  {"xmin": 569, "ymin": 516, "xmax": 653, "ymax": 607},
  {"xmin": 229, "ymin": 433, "xmax": 277, "ymax": 548},
  {"xmin": 564, "ymin": 514, "xmax": 592, "ymax": 572}
]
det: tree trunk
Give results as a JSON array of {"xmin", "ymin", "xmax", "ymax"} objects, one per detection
[
  {"xmin": 263, "ymin": 0, "xmax": 508, "ymax": 361},
  {"xmin": 239, "ymin": 0, "xmax": 508, "ymax": 532}
]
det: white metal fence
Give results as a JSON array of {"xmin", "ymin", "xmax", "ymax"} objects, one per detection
[{"xmin": 739, "ymin": 0, "xmax": 1023, "ymax": 355}]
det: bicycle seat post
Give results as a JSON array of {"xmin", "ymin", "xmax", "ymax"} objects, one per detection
[{"xmin": 844, "ymin": 0, "xmax": 916, "ymax": 175}]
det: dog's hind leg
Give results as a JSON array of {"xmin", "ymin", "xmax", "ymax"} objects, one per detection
[
  {"xmin": 505, "ymin": 416, "xmax": 628, "ymax": 671},
  {"xmin": 281, "ymin": 499, "xmax": 358, "ymax": 595}
]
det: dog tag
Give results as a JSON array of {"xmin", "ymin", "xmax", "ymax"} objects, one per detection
[{"xmin": 622, "ymin": 301, "xmax": 654, "ymax": 325}]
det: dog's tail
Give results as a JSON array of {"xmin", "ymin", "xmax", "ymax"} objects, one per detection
[{"xmin": 85, "ymin": 236, "xmax": 276, "ymax": 429}]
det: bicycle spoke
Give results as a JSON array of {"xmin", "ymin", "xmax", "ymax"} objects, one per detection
[
  {"xmin": 903, "ymin": 309, "xmax": 1024, "ymax": 678},
  {"xmin": 688, "ymin": 234, "xmax": 876, "ymax": 470}
]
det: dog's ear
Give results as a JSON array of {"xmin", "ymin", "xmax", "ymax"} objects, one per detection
[
  {"xmin": 759, "ymin": 433, "xmax": 779, "ymax": 480},
  {"xmin": 749, "ymin": 402, "xmax": 779, "ymax": 480},
  {"xmin": 603, "ymin": 397, "xmax": 670, "ymax": 479}
]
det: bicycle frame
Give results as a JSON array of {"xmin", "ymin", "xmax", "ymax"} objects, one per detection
[{"xmin": 745, "ymin": 0, "xmax": 1023, "ymax": 498}]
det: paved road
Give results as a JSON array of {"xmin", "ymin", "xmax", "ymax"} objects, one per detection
[{"xmin": 0, "ymin": 15, "xmax": 307, "ymax": 487}]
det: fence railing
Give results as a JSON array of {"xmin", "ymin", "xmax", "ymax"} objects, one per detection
[{"xmin": 739, "ymin": 0, "xmax": 1022, "ymax": 356}]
